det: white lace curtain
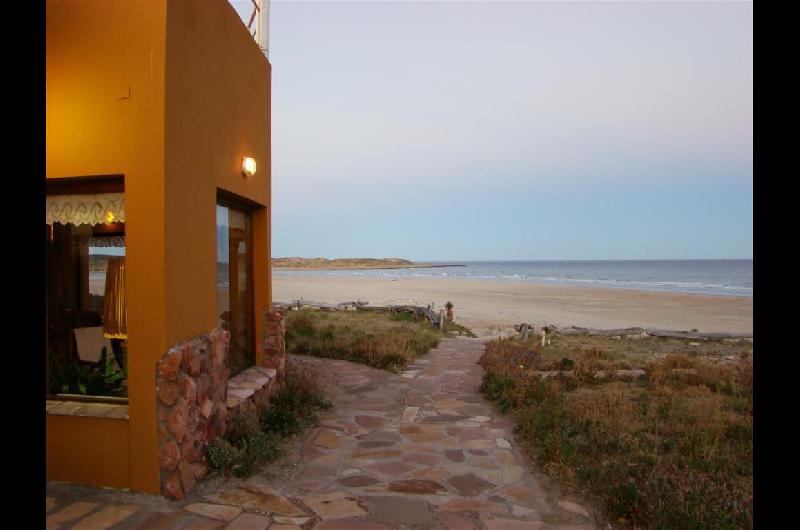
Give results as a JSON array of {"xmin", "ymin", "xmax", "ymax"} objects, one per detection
[{"xmin": 46, "ymin": 193, "xmax": 126, "ymax": 226}]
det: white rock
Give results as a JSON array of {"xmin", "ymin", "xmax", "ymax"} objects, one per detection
[
  {"xmin": 273, "ymin": 516, "xmax": 312, "ymax": 525},
  {"xmin": 512, "ymin": 505, "xmax": 538, "ymax": 517},
  {"xmin": 496, "ymin": 438, "xmax": 512, "ymax": 449},
  {"xmin": 558, "ymin": 499, "xmax": 591, "ymax": 518},
  {"xmin": 401, "ymin": 406, "xmax": 419, "ymax": 424}
]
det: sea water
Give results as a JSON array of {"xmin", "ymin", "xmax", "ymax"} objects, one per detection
[{"xmin": 274, "ymin": 259, "xmax": 753, "ymax": 297}]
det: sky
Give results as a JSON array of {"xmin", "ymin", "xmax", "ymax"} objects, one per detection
[{"xmin": 231, "ymin": 1, "xmax": 752, "ymax": 261}]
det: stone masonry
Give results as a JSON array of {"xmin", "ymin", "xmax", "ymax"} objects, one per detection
[
  {"xmin": 156, "ymin": 309, "xmax": 287, "ymax": 499},
  {"xmin": 156, "ymin": 328, "xmax": 231, "ymax": 500},
  {"xmin": 263, "ymin": 308, "xmax": 286, "ymax": 375}
]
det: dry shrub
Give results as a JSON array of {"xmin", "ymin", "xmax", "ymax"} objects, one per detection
[
  {"xmin": 573, "ymin": 346, "xmax": 629, "ymax": 381},
  {"xmin": 647, "ymin": 353, "xmax": 753, "ymax": 400},
  {"xmin": 286, "ymin": 312, "xmax": 315, "ymax": 336},
  {"xmin": 480, "ymin": 335, "xmax": 753, "ymax": 529},
  {"xmin": 566, "ymin": 382, "xmax": 644, "ymax": 436},
  {"xmin": 278, "ymin": 360, "xmax": 331, "ymax": 411}
]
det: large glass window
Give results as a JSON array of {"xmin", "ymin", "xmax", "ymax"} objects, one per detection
[
  {"xmin": 217, "ymin": 202, "xmax": 254, "ymax": 376},
  {"xmin": 46, "ymin": 191, "xmax": 127, "ymax": 399}
]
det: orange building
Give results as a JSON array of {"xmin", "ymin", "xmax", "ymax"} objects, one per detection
[{"xmin": 46, "ymin": 0, "xmax": 282, "ymax": 497}]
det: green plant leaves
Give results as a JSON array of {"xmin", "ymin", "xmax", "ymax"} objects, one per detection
[
  {"xmin": 207, "ymin": 362, "xmax": 331, "ymax": 479},
  {"xmin": 47, "ymin": 346, "xmax": 126, "ymax": 397}
]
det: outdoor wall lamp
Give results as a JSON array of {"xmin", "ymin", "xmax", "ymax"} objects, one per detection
[{"xmin": 242, "ymin": 156, "xmax": 257, "ymax": 177}]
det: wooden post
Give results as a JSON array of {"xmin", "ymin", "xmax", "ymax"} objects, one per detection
[{"xmin": 541, "ymin": 326, "xmax": 550, "ymax": 347}]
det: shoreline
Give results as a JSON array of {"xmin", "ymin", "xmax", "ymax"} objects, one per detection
[
  {"xmin": 274, "ymin": 269, "xmax": 751, "ymax": 298},
  {"xmin": 273, "ymin": 264, "xmax": 464, "ymax": 271},
  {"xmin": 272, "ymin": 275, "xmax": 752, "ymax": 337}
]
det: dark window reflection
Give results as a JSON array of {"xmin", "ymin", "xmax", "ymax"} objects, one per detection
[{"xmin": 217, "ymin": 204, "xmax": 253, "ymax": 376}]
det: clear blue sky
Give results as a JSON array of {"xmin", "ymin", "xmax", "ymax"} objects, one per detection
[{"xmin": 231, "ymin": 1, "xmax": 752, "ymax": 261}]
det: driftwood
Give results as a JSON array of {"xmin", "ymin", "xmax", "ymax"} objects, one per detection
[
  {"xmin": 559, "ymin": 326, "xmax": 645, "ymax": 337},
  {"xmin": 389, "ymin": 305, "xmax": 441, "ymax": 327},
  {"xmin": 559, "ymin": 326, "xmax": 752, "ymax": 341},
  {"xmin": 513, "ymin": 323, "xmax": 552, "ymax": 344},
  {"xmin": 645, "ymin": 329, "xmax": 753, "ymax": 340},
  {"xmin": 514, "ymin": 323, "xmax": 533, "ymax": 340},
  {"xmin": 506, "ymin": 324, "xmax": 752, "ymax": 342}
]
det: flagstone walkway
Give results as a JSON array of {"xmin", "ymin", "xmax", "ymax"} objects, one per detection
[{"xmin": 47, "ymin": 338, "xmax": 598, "ymax": 529}]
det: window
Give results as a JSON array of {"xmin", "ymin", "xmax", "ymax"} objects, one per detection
[
  {"xmin": 217, "ymin": 200, "xmax": 254, "ymax": 376},
  {"xmin": 46, "ymin": 185, "xmax": 127, "ymax": 400}
]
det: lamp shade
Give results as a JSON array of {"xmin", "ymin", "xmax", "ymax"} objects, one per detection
[{"xmin": 103, "ymin": 256, "xmax": 127, "ymax": 339}]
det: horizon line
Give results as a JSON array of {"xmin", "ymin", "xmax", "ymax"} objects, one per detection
[{"xmin": 271, "ymin": 257, "xmax": 753, "ymax": 262}]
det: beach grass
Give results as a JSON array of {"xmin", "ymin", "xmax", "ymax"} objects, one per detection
[
  {"xmin": 479, "ymin": 333, "xmax": 753, "ymax": 529},
  {"xmin": 284, "ymin": 309, "xmax": 446, "ymax": 372}
]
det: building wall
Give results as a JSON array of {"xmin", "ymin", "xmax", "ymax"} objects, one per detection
[
  {"xmin": 164, "ymin": 0, "xmax": 272, "ymax": 364},
  {"xmin": 46, "ymin": 0, "xmax": 168, "ymax": 493},
  {"xmin": 46, "ymin": 0, "xmax": 271, "ymax": 495},
  {"xmin": 46, "ymin": 415, "xmax": 131, "ymax": 489}
]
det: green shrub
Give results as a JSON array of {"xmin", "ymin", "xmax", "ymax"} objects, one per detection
[
  {"xmin": 225, "ymin": 408, "xmax": 261, "ymax": 446},
  {"xmin": 607, "ymin": 480, "xmax": 643, "ymax": 523},
  {"xmin": 207, "ymin": 438, "xmax": 243, "ymax": 474},
  {"xmin": 390, "ymin": 312, "xmax": 416, "ymax": 322},
  {"xmin": 261, "ymin": 406, "xmax": 302, "ymax": 437},
  {"xmin": 558, "ymin": 357, "xmax": 576, "ymax": 370},
  {"xmin": 441, "ymin": 320, "xmax": 477, "ymax": 338},
  {"xmin": 207, "ymin": 361, "xmax": 332, "ymax": 479},
  {"xmin": 232, "ymin": 431, "xmax": 282, "ymax": 478}
]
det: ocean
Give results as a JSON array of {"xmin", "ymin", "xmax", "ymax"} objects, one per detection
[{"xmin": 274, "ymin": 259, "xmax": 753, "ymax": 297}]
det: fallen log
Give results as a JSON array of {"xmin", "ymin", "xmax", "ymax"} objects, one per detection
[
  {"xmin": 645, "ymin": 329, "xmax": 753, "ymax": 340},
  {"xmin": 558, "ymin": 326, "xmax": 752, "ymax": 341},
  {"xmin": 560, "ymin": 327, "xmax": 646, "ymax": 337}
]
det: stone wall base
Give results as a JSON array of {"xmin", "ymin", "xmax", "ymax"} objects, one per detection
[{"xmin": 155, "ymin": 308, "xmax": 287, "ymax": 499}]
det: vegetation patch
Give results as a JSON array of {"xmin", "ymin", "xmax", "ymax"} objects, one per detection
[
  {"xmin": 285, "ymin": 309, "xmax": 463, "ymax": 372},
  {"xmin": 208, "ymin": 360, "xmax": 331, "ymax": 478},
  {"xmin": 479, "ymin": 333, "xmax": 753, "ymax": 529},
  {"xmin": 48, "ymin": 347, "xmax": 127, "ymax": 397},
  {"xmin": 441, "ymin": 319, "xmax": 477, "ymax": 338}
]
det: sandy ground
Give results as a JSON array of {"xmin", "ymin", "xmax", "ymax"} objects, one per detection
[{"xmin": 273, "ymin": 275, "xmax": 752, "ymax": 337}]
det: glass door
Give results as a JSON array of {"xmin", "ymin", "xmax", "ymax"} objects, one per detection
[{"xmin": 216, "ymin": 203, "xmax": 254, "ymax": 376}]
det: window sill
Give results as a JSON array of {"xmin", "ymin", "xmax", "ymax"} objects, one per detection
[
  {"xmin": 226, "ymin": 366, "xmax": 277, "ymax": 409},
  {"xmin": 46, "ymin": 399, "xmax": 129, "ymax": 420}
]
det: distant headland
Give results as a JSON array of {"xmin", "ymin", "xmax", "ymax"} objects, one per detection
[{"xmin": 272, "ymin": 257, "xmax": 464, "ymax": 271}]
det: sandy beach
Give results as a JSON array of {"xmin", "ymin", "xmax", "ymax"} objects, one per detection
[{"xmin": 273, "ymin": 275, "xmax": 752, "ymax": 337}]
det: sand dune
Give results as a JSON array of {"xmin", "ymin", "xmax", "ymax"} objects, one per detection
[{"xmin": 272, "ymin": 275, "xmax": 752, "ymax": 337}]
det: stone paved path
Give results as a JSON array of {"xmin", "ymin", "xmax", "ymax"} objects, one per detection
[{"xmin": 47, "ymin": 338, "xmax": 598, "ymax": 529}]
